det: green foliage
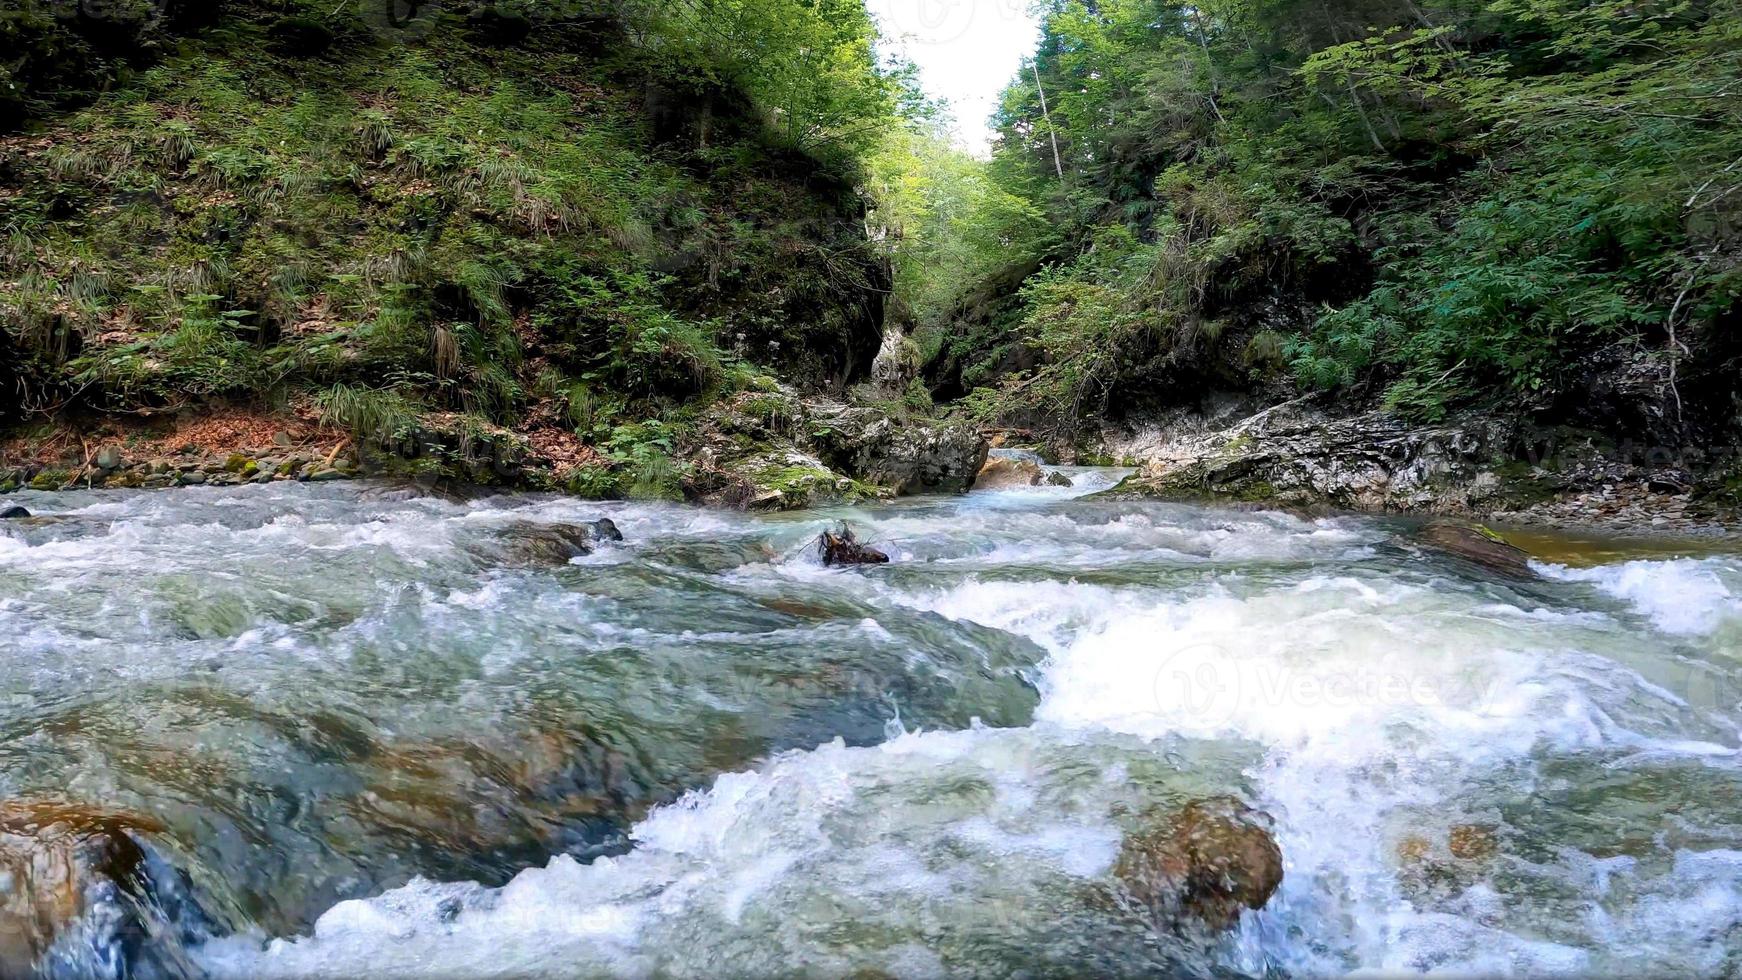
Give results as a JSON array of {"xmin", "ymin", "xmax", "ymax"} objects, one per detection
[
  {"xmin": 919, "ymin": 0, "xmax": 1742, "ymax": 431},
  {"xmin": 66, "ymin": 294, "xmax": 265, "ymax": 407},
  {"xmin": 3, "ymin": 1, "xmax": 897, "ymax": 475},
  {"xmin": 625, "ymin": 0, "xmax": 924, "ymax": 168},
  {"xmin": 313, "ymin": 383, "xmax": 421, "ymax": 444},
  {"xmin": 603, "ymin": 419, "xmax": 691, "ymax": 500}
]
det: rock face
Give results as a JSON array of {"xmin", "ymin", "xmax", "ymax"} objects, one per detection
[
  {"xmin": 1111, "ymin": 399, "xmax": 1512, "ymax": 512},
  {"xmin": 869, "ymin": 326, "xmax": 921, "ymax": 393},
  {"xmin": 1417, "ymin": 521, "xmax": 1535, "ymax": 577},
  {"xmin": 811, "ymin": 405, "xmax": 988, "ymax": 495},
  {"xmin": 1094, "ymin": 395, "xmax": 1739, "ymax": 529},
  {"xmin": 1112, "ymin": 797, "xmax": 1284, "ymax": 931},
  {"xmin": 687, "ymin": 387, "xmax": 989, "ymax": 509},
  {"xmin": 817, "ymin": 524, "xmax": 890, "ymax": 566}
]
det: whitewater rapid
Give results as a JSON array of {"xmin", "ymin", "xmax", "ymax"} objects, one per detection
[{"xmin": 2, "ymin": 467, "xmax": 1739, "ymax": 977}]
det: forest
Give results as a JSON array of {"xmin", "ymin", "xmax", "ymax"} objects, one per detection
[
  {"xmin": 6, "ymin": 4, "xmax": 1742, "ymax": 978},
  {"xmin": 3, "ymin": 0, "xmax": 1742, "ymax": 487},
  {"xmin": 889, "ymin": 0, "xmax": 1742, "ymax": 453}
]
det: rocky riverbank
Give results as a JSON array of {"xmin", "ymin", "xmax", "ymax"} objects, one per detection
[
  {"xmin": 1081, "ymin": 396, "xmax": 1742, "ymax": 536},
  {"xmin": 0, "ymin": 412, "xmax": 360, "ymax": 495},
  {"xmin": 1, "ymin": 389, "xmax": 989, "ymax": 510}
]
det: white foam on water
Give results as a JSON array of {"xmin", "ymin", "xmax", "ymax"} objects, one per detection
[
  {"xmin": 1537, "ymin": 556, "xmax": 1742, "ymax": 636},
  {"xmin": 858, "ymin": 537, "xmax": 1742, "ymax": 975},
  {"xmin": 12, "ymin": 481, "xmax": 1737, "ymax": 977},
  {"xmin": 196, "ymin": 727, "xmax": 1224, "ymax": 979}
]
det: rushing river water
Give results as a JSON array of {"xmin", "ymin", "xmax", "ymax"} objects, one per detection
[{"xmin": 3, "ymin": 460, "xmax": 1742, "ymax": 978}]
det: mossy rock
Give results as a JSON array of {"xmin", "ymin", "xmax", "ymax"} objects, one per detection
[
  {"xmin": 748, "ymin": 464, "xmax": 881, "ymax": 510},
  {"xmin": 103, "ymin": 471, "xmax": 146, "ymax": 489},
  {"xmin": 29, "ymin": 471, "xmax": 68, "ymax": 491},
  {"xmin": 224, "ymin": 454, "xmax": 252, "ymax": 473}
]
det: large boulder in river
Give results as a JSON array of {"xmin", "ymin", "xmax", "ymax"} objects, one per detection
[
  {"xmin": 1110, "ymin": 401, "xmax": 1513, "ymax": 511},
  {"xmin": 973, "ymin": 456, "xmax": 1071, "ymax": 490},
  {"xmin": 810, "ymin": 405, "xmax": 988, "ymax": 495},
  {"xmin": 974, "ymin": 456, "xmax": 1046, "ymax": 489},
  {"xmin": 1112, "ymin": 797, "xmax": 1284, "ymax": 931}
]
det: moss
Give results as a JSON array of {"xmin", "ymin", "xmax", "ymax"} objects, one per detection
[
  {"xmin": 30, "ymin": 470, "xmax": 69, "ymax": 490},
  {"xmin": 1492, "ymin": 461, "xmax": 1559, "ymax": 508},
  {"xmin": 224, "ymin": 453, "xmax": 252, "ymax": 473},
  {"xmin": 104, "ymin": 471, "xmax": 146, "ymax": 489},
  {"xmin": 1232, "ymin": 480, "xmax": 1278, "ymax": 502},
  {"xmin": 750, "ymin": 464, "xmax": 880, "ymax": 508}
]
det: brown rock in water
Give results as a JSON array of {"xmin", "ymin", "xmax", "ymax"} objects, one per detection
[
  {"xmin": 1113, "ymin": 797, "xmax": 1284, "ymax": 931},
  {"xmin": 1448, "ymin": 823, "xmax": 1498, "ymax": 860},
  {"xmin": 1418, "ymin": 521, "xmax": 1534, "ymax": 578},
  {"xmin": 973, "ymin": 456, "xmax": 1046, "ymax": 489},
  {"xmin": 818, "ymin": 523, "xmax": 889, "ymax": 566},
  {"xmin": 0, "ymin": 801, "xmax": 164, "ymax": 972},
  {"xmin": 484, "ymin": 519, "xmax": 624, "ymax": 566}
]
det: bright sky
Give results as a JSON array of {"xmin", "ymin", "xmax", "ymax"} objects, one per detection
[{"xmin": 866, "ymin": 0, "xmax": 1041, "ymax": 156}]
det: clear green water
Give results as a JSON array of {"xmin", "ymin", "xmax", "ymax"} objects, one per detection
[{"xmin": 3, "ymin": 470, "xmax": 1740, "ymax": 977}]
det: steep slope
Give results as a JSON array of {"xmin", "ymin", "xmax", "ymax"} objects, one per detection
[
  {"xmin": 1, "ymin": 1, "xmax": 959, "ymax": 500},
  {"xmin": 892, "ymin": 0, "xmax": 1742, "ymax": 512}
]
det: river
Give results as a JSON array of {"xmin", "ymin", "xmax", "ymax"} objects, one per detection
[{"xmin": 2, "ymin": 460, "xmax": 1740, "ymax": 977}]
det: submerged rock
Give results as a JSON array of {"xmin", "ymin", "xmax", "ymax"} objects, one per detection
[
  {"xmin": 0, "ymin": 801, "xmax": 170, "ymax": 974},
  {"xmin": 1447, "ymin": 822, "xmax": 1499, "ymax": 860},
  {"xmin": 818, "ymin": 523, "xmax": 889, "ymax": 566},
  {"xmin": 0, "ymin": 506, "xmax": 28, "ymax": 519},
  {"xmin": 1112, "ymin": 797, "xmax": 1284, "ymax": 931},
  {"xmin": 1418, "ymin": 521, "xmax": 1534, "ymax": 577},
  {"xmin": 482, "ymin": 519, "xmax": 624, "ymax": 567}
]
